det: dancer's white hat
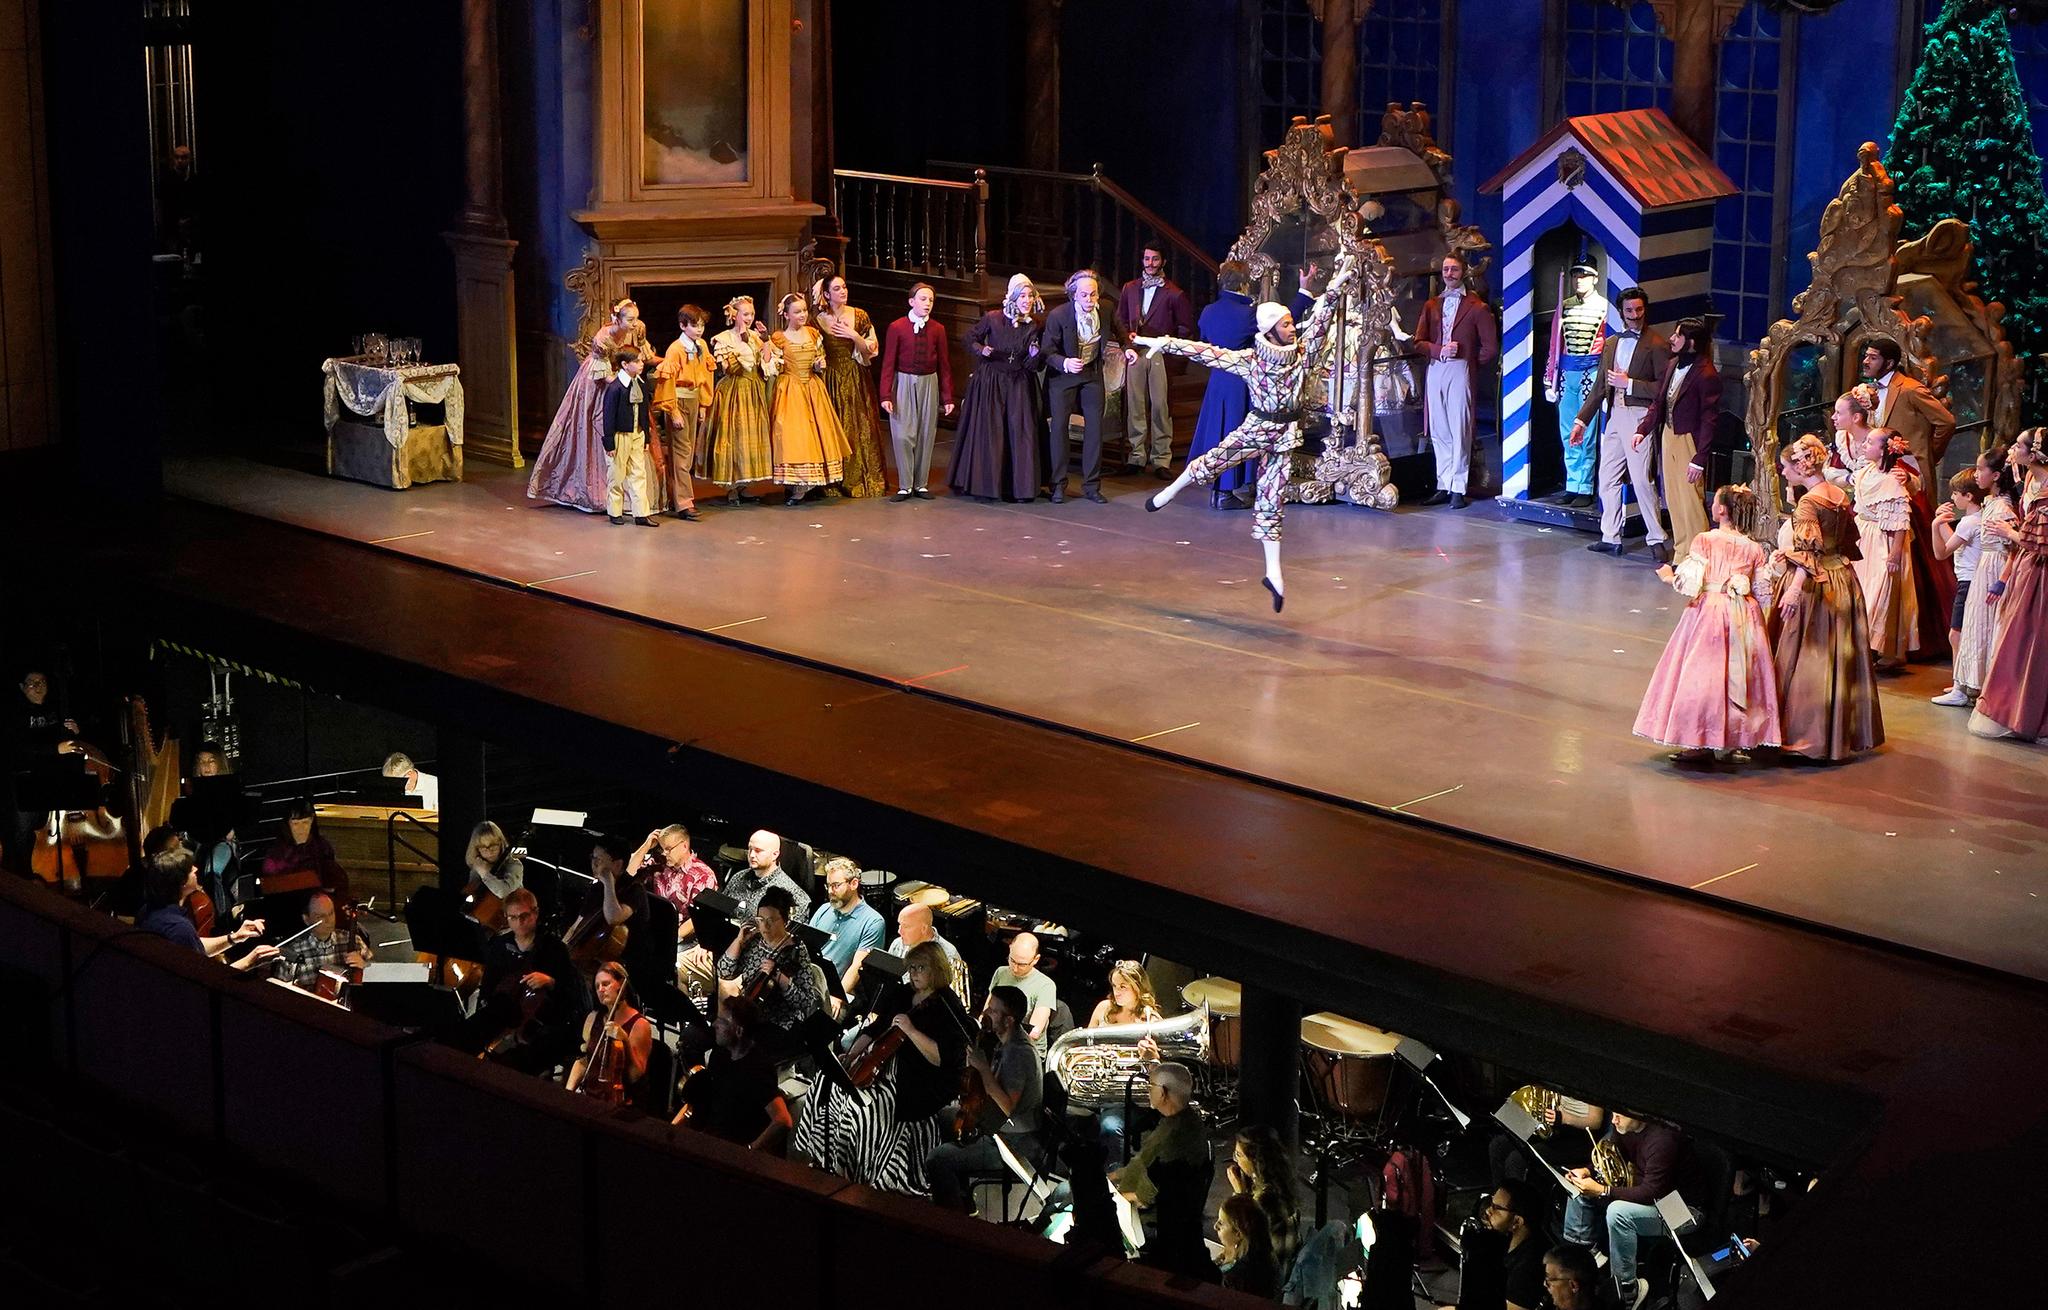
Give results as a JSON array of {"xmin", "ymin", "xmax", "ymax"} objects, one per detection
[{"xmin": 1255, "ymin": 302, "xmax": 1290, "ymax": 336}]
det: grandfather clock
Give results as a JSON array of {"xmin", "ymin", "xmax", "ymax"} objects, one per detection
[{"xmin": 570, "ymin": 0, "xmax": 823, "ymax": 332}]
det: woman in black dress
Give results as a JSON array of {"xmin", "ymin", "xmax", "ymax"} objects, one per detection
[
  {"xmin": 791, "ymin": 939, "xmax": 969, "ymax": 1193},
  {"xmin": 949, "ymin": 273, "xmax": 1046, "ymax": 502}
]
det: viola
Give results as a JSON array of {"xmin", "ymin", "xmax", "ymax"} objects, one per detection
[
  {"xmin": 954, "ymin": 1030, "xmax": 995, "ymax": 1140},
  {"xmin": 739, "ymin": 933, "xmax": 797, "ymax": 1005}
]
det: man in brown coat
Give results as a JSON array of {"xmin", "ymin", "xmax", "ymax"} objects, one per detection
[
  {"xmin": 1862, "ymin": 338, "xmax": 1955, "ymax": 476},
  {"xmin": 1632, "ymin": 318, "xmax": 1721, "ymax": 559},
  {"xmin": 1571, "ymin": 287, "xmax": 1670, "ymax": 560},
  {"xmin": 1414, "ymin": 252, "xmax": 1499, "ymax": 508}
]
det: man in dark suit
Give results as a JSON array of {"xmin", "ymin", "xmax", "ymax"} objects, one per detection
[
  {"xmin": 1571, "ymin": 287, "xmax": 1671, "ymax": 560},
  {"xmin": 601, "ymin": 348, "xmax": 658, "ymax": 527},
  {"xmin": 1116, "ymin": 245, "xmax": 1195, "ymax": 478},
  {"xmin": 1041, "ymin": 270, "xmax": 1134, "ymax": 503},
  {"xmin": 1632, "ymin": 317, "xmax": 1721, "ymax": 558},
  {"xmin": 1414, "ymin": 253, "xmax": 1499, "ymax": 508}
]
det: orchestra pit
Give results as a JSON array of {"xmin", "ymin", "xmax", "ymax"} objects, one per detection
[{"xmin": 7, "ymin": 3, "xmax": 2048, "ymax": 1308}]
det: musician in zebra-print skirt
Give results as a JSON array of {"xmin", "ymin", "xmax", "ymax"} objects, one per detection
[{"xmin": 794, "ymin": 940, "xmax": 969, "ymax": 1193}]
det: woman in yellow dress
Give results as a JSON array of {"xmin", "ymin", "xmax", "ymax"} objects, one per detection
[
  {"xmin": 697, "ymin": 296, "xmax": 777, "ymax": 507},
  {"xmin": 813, "ymin": 274, "xmax": 890, "ymax": 498},
  {"xmin": 767, "ymin": 293, "xmax": 853, "ymax": 506}
]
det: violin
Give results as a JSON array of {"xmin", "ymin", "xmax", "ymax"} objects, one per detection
[{"xmin": 577, "ymin": 993, "xmax": 629, "ymax": 1105}]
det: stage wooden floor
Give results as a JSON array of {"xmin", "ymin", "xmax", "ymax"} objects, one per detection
[{"xmin": 169, "ymin": 454, "xmax": 2048, "ymax": 981}]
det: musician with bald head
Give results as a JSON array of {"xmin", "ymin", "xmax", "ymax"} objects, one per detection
[
  {"xmin": 275, "ymin": 890, "xmax": 372, "ymax": 987},
  {"xmin": 723, "ymin": 829, "xmax": 811, "ymax": 924},
  {"xmin": 847, "ymin": 900, "xmax": 963, "ymax": 995},
  {"xmin": 986, "ymin": 930, "xmax": 1058, "ymax": 1054}
]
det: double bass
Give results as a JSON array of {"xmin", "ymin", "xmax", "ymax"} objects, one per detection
[{"xmin": 29, "ymin": 696, "xmax": 170, "ymax": 889}]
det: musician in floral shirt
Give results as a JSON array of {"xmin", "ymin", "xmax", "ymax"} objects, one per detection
[{"xmin": 630, "ymin": 823, "xmax": 718, "ymax": 936}]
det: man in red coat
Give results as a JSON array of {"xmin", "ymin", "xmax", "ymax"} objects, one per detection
[{"xmin": 1414, "ymin": 253, "xmax": 1499, "ymax": 508}]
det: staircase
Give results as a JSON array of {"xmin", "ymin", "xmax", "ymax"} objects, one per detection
[{"xmin": 831, "ymin": 162, "xmax": 1220, "ymax": 450}]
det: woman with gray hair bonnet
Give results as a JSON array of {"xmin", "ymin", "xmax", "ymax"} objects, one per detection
[{"xmin": 948, "ymin": 273, "xmax": 1049, "ymax": 502}]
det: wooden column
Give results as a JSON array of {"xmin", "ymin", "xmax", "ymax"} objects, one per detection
[
  {"xmin": 1024, "ymin": 0, "xmax": 1061, "ymax": 172},
  {"xmin": 1310, "ymin": 0, "xmax": 1369, "ymax": 147},
  {"xmin": 1649, "ymin": 0, "xmax": 1745, "ymax": 153},
  {"xmin": 444, "ymin": 0, "xmax": 522, "ymax": 467},
  {"xmin": 0, "ymin": 0, "xmax": 57, "ymax": 456}
]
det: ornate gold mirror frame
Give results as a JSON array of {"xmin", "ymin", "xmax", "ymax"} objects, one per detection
[
  {"xmin": 1228, "ymin": 116, "xmax": 1400, "ymax": 510},
  {"xmin": 1743, "ymin": 143, "xmax": 2022, "ymax": 537}
]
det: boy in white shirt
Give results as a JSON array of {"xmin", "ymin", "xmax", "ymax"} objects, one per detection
[{"xmin": 1930, "ymin": 469, "xmax": 1986, "ymax": 706}]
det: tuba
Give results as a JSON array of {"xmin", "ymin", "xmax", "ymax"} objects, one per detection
[
  {"xmin": 1049, "ymin": 1007, "xmax": 1210, "ymax": 1109},
  {"xmin": 1588, "ymin": 1132, "xmax": 1637, "ymax": 1191},
  {"xmin": 1510, "ymin": 1084, "xmax": 1561, "ymax": 1138}
]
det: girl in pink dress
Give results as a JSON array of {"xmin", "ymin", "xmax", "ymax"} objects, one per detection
[
  {"xmin": 1970, "ymin": 429, "xmax": 2048, "ymax": 741},
  {"xmin": 1635, "ymin": 484, "xmax": 1783, "ymax": 762}
]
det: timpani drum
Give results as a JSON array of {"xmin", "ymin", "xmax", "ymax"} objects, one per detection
[
  {"xmin": 1300, "ymin": 1012, "xmax": 1401, "ymax": 1121},
  {"xmin": 897, "ymin": 880, "xmax": 952, "ymax": 910},
  {"xmin": 858, "ymin": 868, "xmax": 900, "ymax": 920},
  {"xmin": 1181, "ymin": 977, "xmax": 1242, "ymax": 1070}
]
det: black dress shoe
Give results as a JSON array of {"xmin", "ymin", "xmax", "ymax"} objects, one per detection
[
  {"xmin": 1084, "ymin": 489, "xmax": 1109, "ymax": 504},
  {"xmin": 1122, "ymin": 464, "xmax": 1145, "ymax": 477},
  {"xmin": 675, "ymin": 508, "xmax": 701, "ymax": 521},
  {"xmin": 1153, "ymin": 467, "xmax": 1172, "ymax": 481},
  {"xmin": 608, "ymin": 515, "xmax": 625, "ymax": 525},
  {"xmin": 892, "ymin": 490, "xmax": 913, "ymax": 502},
  {"xmin": 1419, "ymin": 490, "xmax": 1449, "ymax": 506},
  {"xmin": 784, "ymin": 493, "xmax": 805, "ymax": 507},
  {"xmin": 913, "ymin": 489, "xmax": 934, "ymax": 500},
  {"xmin": 1262, "ymin": 578, "xmax": 1285, "ymax": 612},
  {"xmin": 634, "ymin": 516, "xmax": 658, "ymax": 527},
  {"xmin": 1145, "ymin": 493, "xmax": 1164, "ymax": 512},
  {"xmin": 1587, "ymin": 541, "xmax": 1622, "ymax": 555},
  {"xmin": 1449, "ymin": 493, "xmax": 1470, "ymax": 509},
  {"xmin": 1650, "ymin": 543, "xmax": 1674, "ymax": 565},
  {"xmin": 1048, "ymin": 485, "xmax": 1067, "ymax": 504}
]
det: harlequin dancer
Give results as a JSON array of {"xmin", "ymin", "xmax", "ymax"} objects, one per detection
[{"xmin": 1135, "ymin": 253, "xmax": 1356, "ymax": 612}]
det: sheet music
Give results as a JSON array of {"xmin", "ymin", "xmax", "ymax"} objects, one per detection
[{"xmin": 1492, "ymin": 1097, "xmax": 1577, "ymax": 1190}]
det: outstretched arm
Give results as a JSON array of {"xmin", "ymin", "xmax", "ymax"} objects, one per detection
[{"xmin": 1132, "ymin": 336, "xmax": 1254, "ymax": 379}]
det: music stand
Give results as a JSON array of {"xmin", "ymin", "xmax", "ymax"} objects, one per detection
[
  {"xmin": 407, "ymin": 887, "xmax": 489, "ymax": 965},
  {"xmin": 844, "ymin": 947, "xmax": 907, "ymax": 1026},
  {"xmin": 1655, "ymin": 1191, "xmax": 1724, "ymax": 1300},
  {"xmin": 1394, "ymin": 1037, "xmax": 1472, "ymax": 1129},
  {"xmin": 14, "ymin": 768, "xmax": 104, "ymax": 814},
  {"xmin": 690, "ymin": 890, "xmax": 743, "ymax": 956},
  {"xmin": 350, "ymin": 978, "xmax": 466, "ymax": 1030},
  {"xmin": 1491, "ymin": 1097, "xmax": 1575, "ymax": 1192}
]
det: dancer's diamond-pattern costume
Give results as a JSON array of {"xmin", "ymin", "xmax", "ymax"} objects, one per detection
[{"xmin": 1141, "ymin": 270, "xmax": 1349, "ymax": 542}]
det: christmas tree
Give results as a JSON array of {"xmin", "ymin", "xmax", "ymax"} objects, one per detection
[{"xmin": 1887, "ymin": 0, "xmax": 2048, "ymax": 369}]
